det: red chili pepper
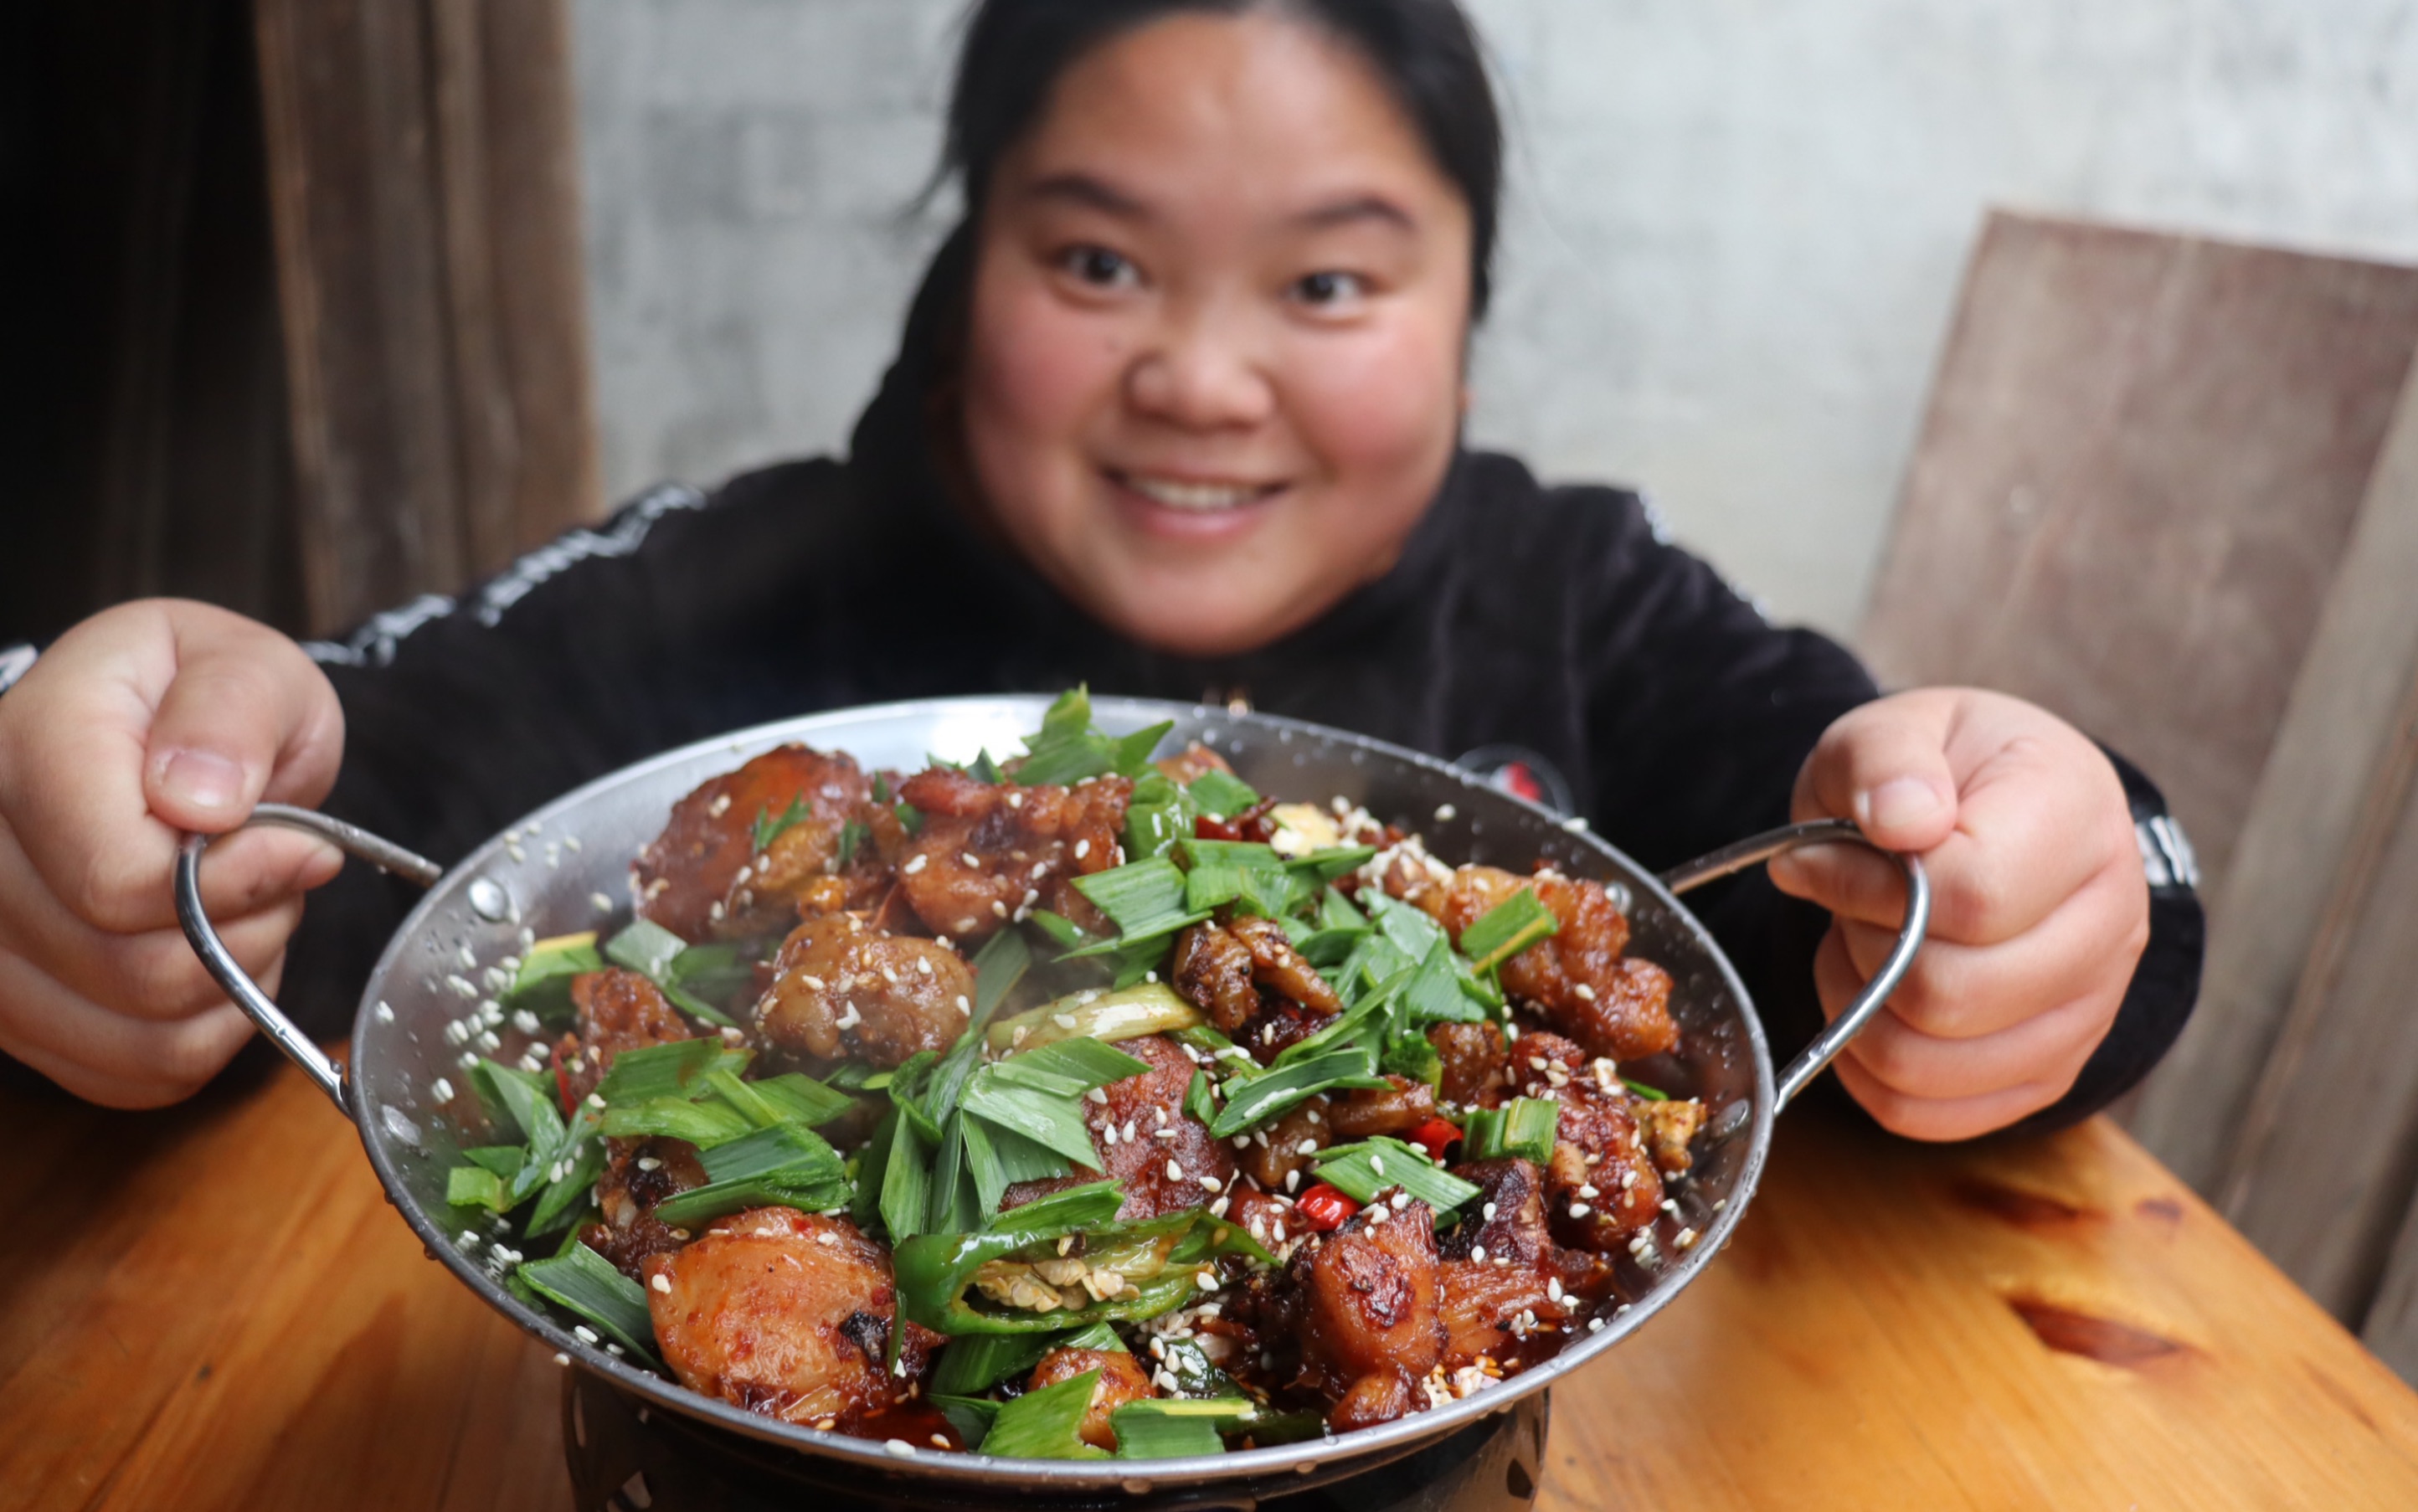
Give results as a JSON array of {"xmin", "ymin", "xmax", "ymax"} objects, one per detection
[
  {"xmin": 1294, "ymin": 1182, "xmax": 1361, "ymax": 1232},
  {"xmin": 553, "ymin": 1060, "xmax": 577, "ymax": 1118},
  {"xmin": 1194, "ymin": 812, "xmax": 1245, "ymax": 842},
  {"xmin": 1407, "ymin": 1118, "xmax": 1463, "ymax": 1165}
]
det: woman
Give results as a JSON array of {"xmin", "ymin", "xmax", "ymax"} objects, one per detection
[{"xmin": 0, "ymin": 0, "xmax": 2196, "ymax": 1138}]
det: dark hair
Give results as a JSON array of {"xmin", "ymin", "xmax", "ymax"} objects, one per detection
[{"xmin": 939, "ymin": 0, "xmax": 1504, "ymax": 318}]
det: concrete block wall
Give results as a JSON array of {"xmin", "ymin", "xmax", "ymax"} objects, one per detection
[{"xmin": 574, "ymin": 0, "xmax": 2418, "ymax": 635}]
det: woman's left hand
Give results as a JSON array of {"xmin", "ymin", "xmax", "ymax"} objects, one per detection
[{"xmin": 1764, "ymin": 687, "xmax": 2149, "ymax": 1140}]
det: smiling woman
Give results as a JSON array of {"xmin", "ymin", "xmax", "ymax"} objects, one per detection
[{"xmin": 962, "ymin": 10, "xmax": 1477, "ymax": 657}]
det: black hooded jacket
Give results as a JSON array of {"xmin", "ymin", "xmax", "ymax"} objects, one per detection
[{"xmin": 259, "ymin": 232, "xmax": 2202, "ymax": 1135}]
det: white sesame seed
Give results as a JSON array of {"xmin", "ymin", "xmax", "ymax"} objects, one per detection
[
  {"xmin": 1053, "ymin": 1013, "xmax": 1078, "ymax": 1030},
  {"xmin": 1569, "ymin": 1202, "xmax": 1592, "ymax": 1219},
  {"xmin": 1166, "ymin": 1160, "xmax": 1185, "ymax": 1181},
  {"xmin": 1434, "ymin": 804, "xmax": 1457, "ymax": 822},
  {"xmin": 802, "ymin": 975, "xmax": 826, "ymax": 990},
  {"xmin": 1200, "ymin": 1175, "xmax": 1223, "ymax": 1191},
  {"xmin": 637, "ymin": 1156, "xmax": 661, "ymax": 1171},
  {"xmin": 1391, "ymin": 1191, "xmax": 1411, "ymax": 1210},
  {"xmin": 650, "ymin": 1273, "xmax": 672, "ymax": 1294},
  {"xmin": 574, "ymin": 1325, "xmax": 599, "ymax": 1344},
  {"xmin": 1471, "ymin": 1244, "xmax": 1488, "ymax": 1263},
  {"xmin": 817, "ymin": 1232, "xmax": 839, "ymax": 1246},
  {"xmin": 1588, "ymin": 1318, "xmax": 1606, "ymax": 1332},
  {"xmin": 1088, "ymin": 1088, "xmax": 1110, "ymax": 1104},
  {"xmin": 991, "ymin": 900, "xmax": 1009, "ymax": 918},
  {"xmin": 431, "ymin": 1077, "xmax": 455, "ymax": 1102},
  {"xmin": 1102, "ymin": 1125, "xmax": 1119, "ymax": 1146},
  {"xmin": 586, "ymin": 1093, "xmax": 605, "ymax": 1109},
  {"xmin": 375, "ymin": 1000, "xmax": 395, "ymax": 1023},
  {"xmin": 1210, "ymin": 1197, "xmax": 1230, "ymax": 1216},
  {"xmin": 1075, "ymin": 840, "xmax": 1091, "ymax": 860},
  {"xmin": 590, "ymin": 892, "xmax": 614, "ymax": 913},
  {"xmin": 1285, "ymin": 1169, "xmax": 1300, "ymax": 1192},
  {"xmin": 1123, "ymin": 1120, "xmax": 1138, "ymax": 1141},
  {"xmin": 1371, "ymin": 1155, "xmax": 1386, "ymax": 1175},
  {"xmin": 917, "ymin": 957, "xmax": 934, "ymax": 977},
  {"xmin": 1547, "ymin": 1278, "xmax": 1565, "ymax": 1302},
  {"xmin": 1195, "ymin": 1270, "xmax": 1220, "ymax": 1290},
  {"xmin": 885, "ymin": 1439, "xmax": 918, "ymax": 1458}
]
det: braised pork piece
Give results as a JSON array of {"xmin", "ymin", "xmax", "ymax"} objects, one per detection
[{"xmin": 463, "ymin": 695, "xmax": 1709, "ymax": 1459}]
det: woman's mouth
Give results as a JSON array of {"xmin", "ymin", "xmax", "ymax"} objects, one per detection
[{"xmin": 1108, "ymin": 471, "xmax": 1287, "ymax": 513}]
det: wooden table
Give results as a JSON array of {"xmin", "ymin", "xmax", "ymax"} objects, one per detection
[{"xmin": 9, "ymin": 1058, "xmax": 2418, "ymax": 1510}]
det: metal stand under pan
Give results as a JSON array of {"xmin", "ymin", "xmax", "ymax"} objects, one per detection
[{"xmin": 562, "ymin": 1371, "xmax": 1547, "ymax": 1512}]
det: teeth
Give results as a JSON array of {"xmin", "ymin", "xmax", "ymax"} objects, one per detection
[{"xmin": 1124, "ymin": 476, "xmax": 1264, "ymax": 512}]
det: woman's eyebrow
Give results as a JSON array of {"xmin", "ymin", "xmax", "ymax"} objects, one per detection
[
  {"xmin": 1025, "ymin": 172, "xmax": 1150, "ymax": 219},
  {"xmin": 1291, "ymin": 195, "xmax": 1416, "ymax": 233}
]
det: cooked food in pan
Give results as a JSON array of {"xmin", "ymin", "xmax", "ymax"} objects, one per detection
[{"xmin": 443, "ymin": 690, "xmax": 1705, "ymax": 1459}]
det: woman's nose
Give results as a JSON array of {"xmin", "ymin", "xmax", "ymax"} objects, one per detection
[{"xmin": 1124, "ymin": 312, "xmax": 1276, "ymax": 430}]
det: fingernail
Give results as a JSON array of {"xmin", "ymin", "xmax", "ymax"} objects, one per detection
[
  {"xmin": 157, "ymin": 749, "xmax": 247, "ymax": 814},
  {"xmin": 1860, "ymin": 776, "xmax": 1946, "ymax": 835}
]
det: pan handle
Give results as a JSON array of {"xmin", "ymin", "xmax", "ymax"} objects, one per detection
[
  {"xmin": 1659, "ymin": 817, "xmax": 1930, "ymax": 1108},
  {"xmin": 176, "ymin": 804, "xmax": 445, "ymax": 1115}
]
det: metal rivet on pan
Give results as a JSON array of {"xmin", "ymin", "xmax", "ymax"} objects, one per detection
[{"xmin": 468, "ymin": 877, "xmax": 512, "ymax": 921}]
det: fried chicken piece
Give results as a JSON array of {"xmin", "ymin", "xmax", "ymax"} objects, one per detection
[
  {"xmin": 1330, "ymin": 1367, "xmax": 1418, "ymax": 1432},
  {"xmin": 1170, "ymin": 915, "xmax": 1342, "ymax": 1034},
  {"xmin": 1226, "ymin": 916, "xmax": 1341, "ymax": 1014},
  {"xmin": 1286, "ymin": 1193, "xmax": 1445, "ymax": 1406},
  {"xmin": 1171, "ymin": 922, "xmax": 1257, "ymax": 1031},
  {"xmin": 642, "ymin": 1208, "xmax": 939, "ymax": 1427},
  {"xmin": 1438, "ymin": 1158, "xmax": 1552, "ymax": 1268},
  {"xmin": 873, "ymin": 768, "xmax": 1130, "ymax": 942},
  {"xmin": 1636, "ymin": 1096, "xmax": 1707, "ymax": 1175},
  {"xmin": 1153, "ymin": 742, "xmax": 1235, "ymax": 784},
  {"xmin": 1028, "ymin": 1347, "xmax": 1158, "ymax": 1451},
  {"xmin": 1438, "ymin": 1262, "xmax": 1578, "ymax": 1371},
  {"xmin": 1004, "ymin": 1035, "xmax": 1235, "ymax": 1220},
  {"xmin": 583, "ymin": 1135, "xmax": 707, "ymax": 1279},
  {"xmin": 1326, "ymin": 1076, "xmax": 1438, "ymax": 1139},
  {"xmin": 1512, "ymin": 1031, "xmax": 1664, "ymax": 1246},
  {"xmin": 1429, "ymin": 1021, "xmax": 1508, "ymax": 1108},
  {"xmin": 753, "ymin": 914, "xmax": 975, "ymax": 1068},
  {"xmin": 1436, "ymin": 867, "xmax": 1677, "ymax": 1060},
  {"xmin": 633, "ymin": 745, "xmax": 872, "ymax": 941},
  {"xmin": 1238, "ymin": 1098, "xmax": 1330, "ymax": 1192}
]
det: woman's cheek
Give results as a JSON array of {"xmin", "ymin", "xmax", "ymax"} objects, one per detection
[{"xmin": 1282, "ymin": 316, "xmax": 1464, "ymax": 505}]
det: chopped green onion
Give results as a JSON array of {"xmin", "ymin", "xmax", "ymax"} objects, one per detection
[
  {"xmin": 931, "ymin": 1332, "xmax": 1060, "ymax": 1396},
  {"xmin": 1623, "ymin": 1077, "xmax": 1671, "ymax": 1102},
  {"xmin": 985, "ymin": 982, "xmax": 1201, "ymax": 1054},
  {"xmin": 447, "ymin": 1165, "xmax": 508, "ymax": 1211},
  {"xmin": 462, "ymin": 1144, "xmax": 527, "ymax": 1179},
  {"xmin": 1058, "ymin": 1319, "xmax": 1126, "ymax": 1352},
  {"xmin": 1318, "ymin": 886, "xmax": 1370, "ymax": 934},
  {"xmin": 1398, "ymin": 940, "xmax": 1488, "ymax": 1026},
  {"xmin": 1111, "ymin": 1400, "xmax": 1227, "ymax": 1460},
  {"xmin": 1366, "ymin": 892, "xmax": 1448, "ymax": 959},
  {"xmin": 598, "ymin": 1095, "xmax": 754, "ymax": 1148},
  {"xmin": 1012, "ymin": 687, "xmax": 1173, "ymax": 786},
  {"xmin": 593, "ymin": 1037, "xmax": 749, "ymax": 1106},
  {"xmin": 932, "ymin": 1395, "xmax": 1001, "ymax": 1451},
  {"xmin": 1185, "ymin": 768, "xmax": 1260, "ymax": 818},
  {"xmin": 1065, "ymin": 857, "xmax": 1208, "ymax": 954},
  {"xmin": 1284, "ymin": 844, "xmax": 1381, "ymax": 882},
  {"xmin": 1309, "ymin": 1136, "xmax": 1481, "ymax": 1214},
  {"xmin": 960, "ymin": 1072, "xmax": 1107, "ymax": 1170},
  {"xmin": 984, "ymin": 1180, "xmax": 1124, "ymax": 1236},
  {"xmin": 1026, "ymin": 910, "xmax": 1088, "ymax": 949},
  {"xmin": 700, "ymin": 1123, "xmax": 844, "ymax": 1184},
  {"xmin": 521, "ymin": 1242, "xmax": 658, "ymax": 1361},
  {"xmin": 992, "ymin": 1036, "xmax": 1152, "ymax": 1095},
  {"xmin": 960, "ymin": 1113, "xmax": 1011, "ymax": 1217},
  {"xmin": 470, "ymin": 1059, "xmax": 566, "ymax": 1149},
  {"xmin": 896, "ymin": 800, "xmax": 925, "ymax": 834},
  {"xmin": 1206, "ymin": 1047, "xmax": 1389, "ymax": 1138},
  {"xmin": 978, "ymin": 1367, "xmax": 1110, "ymax": 1459},
  {"xmin": 1184, "ymin": 1069, "xmax": 1216, "ymax": 1127},
  {"xmin": 970, "ymin": 749, "xmax": 1006, "ymax": 784},
  {"xmin": 926, "ymin": 1110, "xmax": 980, "ymax": 1235},
  {"xmin": 747, "ymin": 1072, "xmax": 856, "ymax": 1127},
  {"xmin": 751, "ymin": 795, "xmax": 809, "ymax": 854},
  {"xmin": 872, "ymin": 774, "xmax": 892, "ymax": 804},
  {"xmin": 970, "ymin": 927, "xmax": 1032, "ymax": 1025},
  {"xmin": 836, "ymin": 818, "xmax": 871, "ymax": 867},
  {"xmin": 527, "ymin": 1135, "xmax": 608, "ymax": 1237},
  {"xmin": 1461, "ymin": 1096, "xmax": 1560, "ymax": 1166},
  {"xmin": 1151, "ymin": 1336, "xmax": 1242, "ymax": 1400},
  {"xmin": 879, "ymin": 1113, "xmax": 934, "ymax": 1242},
  {"xmin": 1460, "ymin": 887, "xmax": 1559, "ymax": 974},
  {"xmin": 1121, "ymin": 772, "xmax": 1200, "ymax": 861}
]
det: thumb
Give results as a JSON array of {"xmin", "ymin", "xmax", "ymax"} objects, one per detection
[
  {"xmin": 1793, "ymin": 692, "xmax": 1961, "ymax": 855},
  {"xmin": 143, "ymin": 606, "xmax": 344, "ymax": 835}
]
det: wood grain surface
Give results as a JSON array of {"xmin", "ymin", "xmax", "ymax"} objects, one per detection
[{"xmin": 7, "ymin": 1061, "xmax": 2415, "ymax": 1510}]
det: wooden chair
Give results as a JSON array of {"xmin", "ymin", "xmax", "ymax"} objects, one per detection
[{"xmin": 1858, "ymin": 210, "xmax": 2418, "ymax": 1376}]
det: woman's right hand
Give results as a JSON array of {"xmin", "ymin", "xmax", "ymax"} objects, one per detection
[{"xmin": 0, "ymin": 600, "xmax": 347, "ymax": 1107}]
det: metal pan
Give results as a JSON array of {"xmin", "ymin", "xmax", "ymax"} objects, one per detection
[{"xmin": 176, "ymin": 696, "xmax": 1925, "ymax": 1508}]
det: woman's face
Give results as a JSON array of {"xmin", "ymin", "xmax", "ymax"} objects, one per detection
[{"xmin": 960, "ymin": 11, "xmax": 1475, "ymax": 659}]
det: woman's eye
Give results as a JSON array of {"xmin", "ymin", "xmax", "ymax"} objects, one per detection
[
  {"xmin": 1291, "ymin": 270, "xmax": 1367, "ymax": 307},
  {"xmin": 1060, "ymin": 245, "xmax": 1140, "ymax": 290}
]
